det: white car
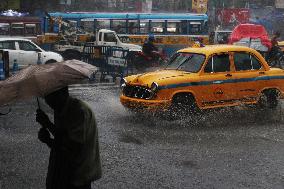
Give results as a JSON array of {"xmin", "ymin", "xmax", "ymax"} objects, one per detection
[{"xmin": 0, "ymin": 38, "xmax": 63, "ymax": 69}]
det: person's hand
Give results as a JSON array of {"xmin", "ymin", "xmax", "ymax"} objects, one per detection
[
  {"xmin": 36, "ymin": 108, "xmax": 51, "ymax": 128},
  {"xmin": 38, "ymin": 128, "xmax": 51, "ymax": 144}
]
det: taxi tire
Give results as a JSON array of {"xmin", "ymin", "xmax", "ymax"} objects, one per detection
[
  {"xmin": 169, "ymin": 93, "xmax": 198, "ymax": 119},
  {"xmin": 257, "ymin": 89, "xmax": 280, "ymax": 109}
]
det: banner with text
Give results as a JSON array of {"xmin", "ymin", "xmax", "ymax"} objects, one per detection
[{"xmin": 216, "ymin": 8, "xmax": 250, "ymax": 26}]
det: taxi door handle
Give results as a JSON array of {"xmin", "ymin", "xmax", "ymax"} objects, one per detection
[
  {"xmin": 225, "ymin": 73, "xmax": 232, "ymax": 77},
  {"xmin": 259, "ymin": 71, "xmax": 265, "ymax": 75}
]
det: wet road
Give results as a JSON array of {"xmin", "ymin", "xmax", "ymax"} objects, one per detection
[{"xmin": 0, "ymin": 83, "xmax": 284, "ymax": 189}]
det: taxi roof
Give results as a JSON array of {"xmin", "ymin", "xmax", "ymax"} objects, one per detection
[{"xmin": 178, "ymin": 45, "xmax": 257, "ymax": 55}]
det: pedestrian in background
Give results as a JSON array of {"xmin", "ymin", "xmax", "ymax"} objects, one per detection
[
  {"xmin": 36, "ymin": 86, "xmax": 102, "ymax": 189},
  {"xmin": 267, "ymin": 31, "xmax": 281, "ymax": 61}
]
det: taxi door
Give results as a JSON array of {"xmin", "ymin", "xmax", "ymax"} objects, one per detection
[
  {"xmin": 197, "ymin": 53, "xmax": 237, "ymax": 108},
  {"xmin": 231, "ymin": 52, "xmax": 266, "ymax": 103}
]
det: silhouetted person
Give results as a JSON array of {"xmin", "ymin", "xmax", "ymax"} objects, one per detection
[
  {"xmin": 36, "ymin": 87, "xmax": 101, "ymax": 189},
  {"xmin": 142, "ymin": 34, "xmax": 159, "ymax": 60},
  {"xmin": 267, "ymin": 31, "xmax": 281, "ymax": 61},
  {"xmin": 271, "ymin": 31, "xmax": 281, "ymax": 48}
]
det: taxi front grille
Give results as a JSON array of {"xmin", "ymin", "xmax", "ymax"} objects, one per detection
[{"xmin": 123, "ymin": 85, "xmax": 152, "ymax": 99}]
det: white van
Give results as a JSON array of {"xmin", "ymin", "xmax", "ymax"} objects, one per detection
[{"xmin": 0, "ymin": 38, "xmax": 63, "ymax": 69}]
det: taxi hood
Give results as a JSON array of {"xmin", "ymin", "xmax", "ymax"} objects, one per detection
[{"xmin": 126, "ymin": 69, "xmax": 188, "ymax": 87}]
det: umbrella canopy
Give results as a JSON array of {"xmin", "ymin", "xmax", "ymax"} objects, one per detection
[{"xmin": 0, "ymin": 60, "xmax": 97, "ymax": 106}]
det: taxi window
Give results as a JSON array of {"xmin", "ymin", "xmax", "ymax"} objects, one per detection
[
  {"xmin": 166, "ymin": 53, "xmax": 205, "ymax": 73},
  {"xmin": 204, "ymin": 54, "xmax": 230, "ymax": 73},
  {"xmin": 234, "ymin": 52, "xmax": 253, "ymax": 71},
  {"xmin": 250, "ymin": 54, "xmax": 262, "ymax": 70}
]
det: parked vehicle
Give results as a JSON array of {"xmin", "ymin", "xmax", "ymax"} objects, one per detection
[
  {"xmin": 45, "ymin": 12, "xmax": 209, "ymax": 57},
  {"xmin": 53, "ymin": 29, "xmax": 142, "ymax": 60},
  {"xmin": 120, "ymin": 45, "xmax": 284, "ymax": 118},
  {"xmin": 0, "ymin": 38, "xmax": 63, "ymax": 69},
  {"xmin": 229, "ymin": 23, "xmax": 272, "ymax": 53},
  {"xmin": 0, "ymin": 16, "xmax": 41, "ymax": 40}
]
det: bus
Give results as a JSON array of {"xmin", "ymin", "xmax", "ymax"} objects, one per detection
[
  {"xmin": 45, "ymin": 12, "xmax": 209, "ymax": 56},
  {"xmin": 0, "ymin": 16, "xmax": 41, "ymax": 40}
]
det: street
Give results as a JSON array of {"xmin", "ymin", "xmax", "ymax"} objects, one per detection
[{"xmin": 0, "ymin": 82, "xmax": 284, "ymax": 189}]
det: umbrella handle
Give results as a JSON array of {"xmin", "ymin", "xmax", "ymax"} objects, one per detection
[{"xmin": 37, "ymin": 98, "xmax": 41, "ymax": 110}]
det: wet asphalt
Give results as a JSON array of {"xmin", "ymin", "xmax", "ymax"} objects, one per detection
[{"xmin": 0, "ymin": 82, "xmax": 284, "ymax": 189}]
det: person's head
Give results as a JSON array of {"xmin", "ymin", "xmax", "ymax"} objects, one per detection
[
  {"xmin": 197, "ymin": 36, "xmax": 203, "ymax": 43},
  {"xmin": 44, "ymin": 86, "xmax": 69, "ymax": 111},
  {"xmin": 148, "ymin": 33, "xmax": 155, "ymax": 42}
]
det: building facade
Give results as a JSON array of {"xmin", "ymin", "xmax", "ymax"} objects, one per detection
[{"xmin": 18, "ymin": 0, "xmax": 195, "ymax": 13}]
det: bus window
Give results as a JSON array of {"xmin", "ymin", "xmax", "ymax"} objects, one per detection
[
  {"xmin": 128, "ymin": 20, "xmax": 139, "ymax": 34},
  {"xmin": 11, "ymin": 22, "xmax": 24, "ymax": 36},
  {"xmin": 0, "ymin": 23, "xmax": 9, "ymax": 35},
  {"xmin": 96, "ymin": 19, "xmax": 110, "ymax": 30},
  {"xmin": 140, "ymin": 20, "xmax": 149, "ymax": 34},
  {"xmin": 25, "ymin": 24, "xmax": 36, "ymax": 36},
  {"xmin": 189, "ymin": 21, "xmax": 202, "ymax": 34},
  {"xmin": 111, "ymin": 20, "xmax": 127, "ymax": 34},
  {"xmin": 151, "ymin": 21, "xmax": 165, "ymax": 33},
  {"xmin": 167, "ymin": 21, "xmax": 181, "ymax": 34}
]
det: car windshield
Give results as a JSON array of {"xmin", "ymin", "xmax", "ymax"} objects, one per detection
[{"xmin": 166, "ymin": 52, "xmax": 206, "ymax": 73}]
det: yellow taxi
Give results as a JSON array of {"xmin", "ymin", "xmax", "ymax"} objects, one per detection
[{"xmin": 120, "ymin": 45, "xmax": 284, "ymax": 115}]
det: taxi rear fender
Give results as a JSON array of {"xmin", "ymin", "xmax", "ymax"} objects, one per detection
[{"xmin": 259, "ymin": 87, "xmax": 282, "ymax": 98}]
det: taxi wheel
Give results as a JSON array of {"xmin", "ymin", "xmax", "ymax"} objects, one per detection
[
  {"xmin": 258, "ymin": 89, "xmax": 280, "ymax": 109},
  {"xmin": 170, "ymin": 93, "xmax": 198, "ymax": 118}
]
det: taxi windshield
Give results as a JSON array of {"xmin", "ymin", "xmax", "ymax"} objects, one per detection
[{"xmin": 166, "ymin": 52, "xmax": 206, "ymax": 73}]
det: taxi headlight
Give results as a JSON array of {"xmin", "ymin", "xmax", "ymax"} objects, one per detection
[
  {"xmin": 150, "ymin": 82, "xmax": 159, "ymax": 93},
  {"xmin": 120, "ymin": 78, "xmax": 127, "ymax": 89}
]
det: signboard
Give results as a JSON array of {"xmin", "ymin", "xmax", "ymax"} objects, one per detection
[
  {"xmin": 216, "ymin": 8, "xmax": 250, "ymax": 26},
  {"xmin": 192, "ymin": 0, "xmax": 208, "ymax": 14},
  {"xmin": 0, "ymin": 0, "xmax": 20, "ymax": 10},
  {"xmin": 275, "ymin": 0, "xmax": 284, "ymax": 8},
  {"xmin": 119, "ymin": 35, "xmax": 209, "ymax": 46},
  {"xmin": 108, "ymin": 57, "xmax": 126, "ymax": 67}
]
